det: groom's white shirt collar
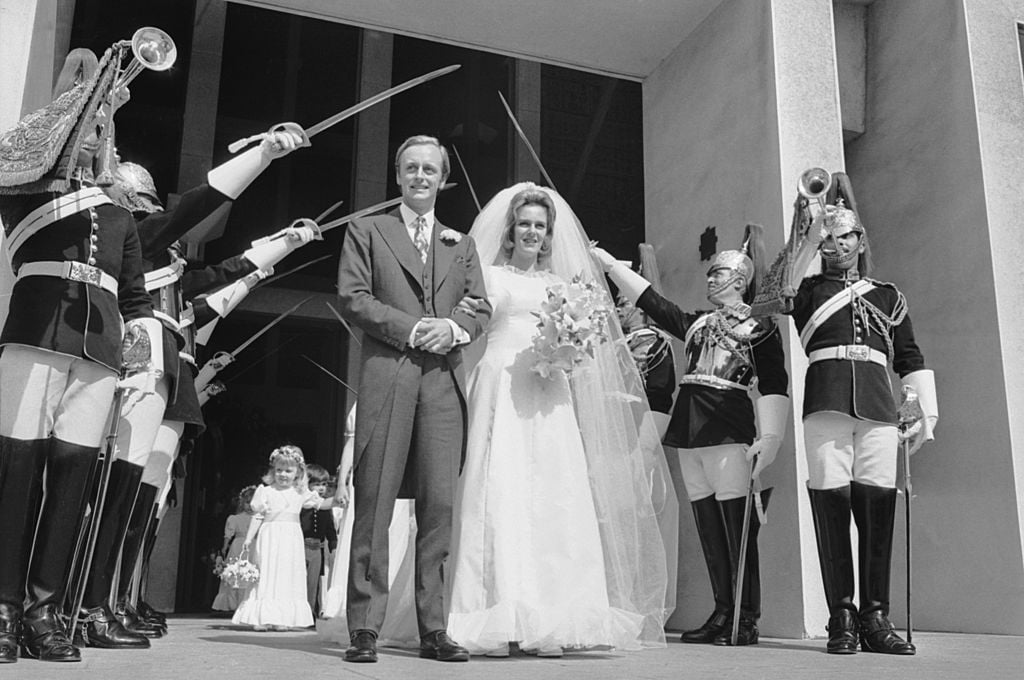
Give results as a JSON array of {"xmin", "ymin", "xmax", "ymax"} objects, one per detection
[{"xmin": 400, "ymin": 203, "xmax": 436, "ymax": 242}]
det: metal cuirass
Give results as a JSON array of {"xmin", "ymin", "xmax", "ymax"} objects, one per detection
[{"xmin": 680, "ymin": 313, "xmax": 756, "ymax": 391}]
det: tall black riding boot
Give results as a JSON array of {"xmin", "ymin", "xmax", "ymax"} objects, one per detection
[
  {"xmin": 22, "ymin": 439, "xmax": 97, "ymax": 662},
  {"xmin": 680, "ymin": 496, "xmax": 733, "ymax": 643},
  {"xmin": 851, "ymin": 481, "xmax": 914, "ymax": 655},
  {"xmin": 713, "ymin": 489, "xmax": 772, "ymax": 646},
  {"xmin": 135, "ymin": 501, "xmax": 167, "ymax": 628},
  {"xmin": 114, "ymin": 482, "xmax": 164, "ymax": 638},
  {"xmin": 78, "ymin": 460, "xmax": 149, "ymax": 649},
  {"xmin": 808, "ymin": 485, "xmax": 858, "ymax": 654},
  {"xmin": 0, "ymin": 437, "xmax": 47, "ymax": 663}
]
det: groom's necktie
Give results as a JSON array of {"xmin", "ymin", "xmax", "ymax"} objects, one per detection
[{"xmin": 412, "ymin": 216, "xmax": 429, "ymax": 263}]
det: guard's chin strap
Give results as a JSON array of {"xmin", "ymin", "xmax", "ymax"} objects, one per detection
[
  {"xmin": 707, "ymin": 270, "xmax": 745, "ymax": 299},
  {"xmin": 822, "ymin": 247, "xmax": 859, "ymax": 268}
]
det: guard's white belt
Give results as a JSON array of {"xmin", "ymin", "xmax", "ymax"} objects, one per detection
[
  {"xmin": 17, "ymin": 260, "xmax": 118, "ymax": 296},
  {"xmin": 808, "ymin": 344, "xmax": 887, "ymax": 366},
  {"xmin": 680, "ymin": 373, "xmax": 750, "ymax": 392}
]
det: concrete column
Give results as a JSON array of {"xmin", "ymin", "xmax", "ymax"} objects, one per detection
[
  {"xmin": 511, "ymin": 59, "xmax": 542, "ymax": 184},
  {"xmin": 177, "ymin": 0, "xmax": 227, "ymax": 257},
  {"xmin": 961, "ymin": 2, "xmax": 1024, "ymax": 626},
  {"xmin": 643, "ymin": 0, "xmax": 844, "ymax": 637},
  {"xmin": 844, "ymin": 0, "xmax": 1024, "ymax": 634},
  {"xmin": 343, "ymin": 30, "xmax": 394, "ymax": 424}
]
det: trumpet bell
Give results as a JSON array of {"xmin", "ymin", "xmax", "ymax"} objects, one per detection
[
  {"xmin": 130, "ymin": 26, "xmax": 176, "ymax": 73},
  {"xmin": 797, "ymin": 167, "xmax": 831, "ymax": 201}
]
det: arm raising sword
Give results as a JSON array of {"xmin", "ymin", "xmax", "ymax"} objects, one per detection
[
  {"xmin": 227, "ymin": 65, "xmax": 461, "ymax": 153},
  {"xmin": 194, "ymin": 295, "xmax": 312, "ymax": 394}
]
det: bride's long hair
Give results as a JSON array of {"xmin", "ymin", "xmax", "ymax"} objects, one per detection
[{"xmin": 468, "ymin": 182, "xmax": 676, "ymax": 648}]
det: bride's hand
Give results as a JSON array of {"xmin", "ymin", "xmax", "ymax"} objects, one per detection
[
  {"xmin": 455, "ymin": 295, "xmax": 487, "ymax": 318},
  {"xmin": 589, "ymin": 245, "xmax": 617, "ymax": 273}
]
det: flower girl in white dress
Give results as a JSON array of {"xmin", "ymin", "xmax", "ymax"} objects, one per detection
[{"xmin": 233, "ymin": 445, "xmax": 337, "ymax": 630}]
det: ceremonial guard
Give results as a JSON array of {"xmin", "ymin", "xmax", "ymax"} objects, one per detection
[
  {"xmin": 592, "ymin": 224, "xmax": 789, "ymax": 646},
  {"xmin": 94, "ymin": 145, "xmax": 318, "ymax": 644},
  {"xmin": 0, "ymin": 48, "xmax": 161, "ymax": 663},
  {"xmin": 777, "ymin": 176, "xmax": 937, "ymax": 655}
]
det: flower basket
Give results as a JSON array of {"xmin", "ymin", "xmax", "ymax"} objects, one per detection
[{"xmin": 219, "ymin": 550, "xmax": 260, "ymax": 589}]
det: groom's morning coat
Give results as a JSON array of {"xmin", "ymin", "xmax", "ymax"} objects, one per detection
[{"xmin": 337, "ymin": 210, "xmax": 490, "ymax": 473}]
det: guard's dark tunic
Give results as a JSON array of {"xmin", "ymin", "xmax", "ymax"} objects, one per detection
[
  {"xmin": 134, "ymin": 183, "xmax": 251, "ymax": 433},
  {"xmin": 788, "ymin": 275, "xmax": 925, "ymax": 425},
  {"xmin": 1, "ymin": 188, "xmax": 152, "ymax": 371},
  {"xmin": 636, "ymin": 287, "xmax": 788, "ymax": 449}
]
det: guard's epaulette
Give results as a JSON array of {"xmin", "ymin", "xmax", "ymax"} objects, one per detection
[
  {"xmin": 864, "ymin": 277, "xmax": 900, "ymax": 291},
  {"xmin": 748, "ymin": 316, "xmax": 780, "ymax": 347}
]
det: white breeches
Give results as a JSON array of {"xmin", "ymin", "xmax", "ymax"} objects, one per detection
[
  {"xmin": 141, "ymin": 419, "xmax": 183, "ymax": 499},
  {"xmin": 0, "ymin": 344, "xmax": 116, "ymax": 446},
  {"xmin": 803, "ymin": 411, "xmax": 898, "ymax": 490},
  {"xmin": 113, "ymin": 375, "xmax": 170, "ymax": 466},
  {"xmin": 677, "ymin": 443, "xmax": 750, "ymax": 501}
]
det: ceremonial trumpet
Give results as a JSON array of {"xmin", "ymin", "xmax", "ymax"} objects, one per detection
[
  {"xmin": 116, "ymin": 26, "xmax": 177, "ymax": 87},
  {"xmin": 95, "ymin": 27, "xmax": 176, "ymax": 185},
  {"xmin": 797, "ymin": 167, "xmax": 832, "ymax": 218}
]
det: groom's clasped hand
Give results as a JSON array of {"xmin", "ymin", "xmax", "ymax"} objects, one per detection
[{"xmin": 413, "ymin": 317, "xmax": 455, "ymax": 354}]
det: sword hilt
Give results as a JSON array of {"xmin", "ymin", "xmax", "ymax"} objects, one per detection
[{"xmin": 227, "ymin": 121, "xmax": 310, "ymax": 154}]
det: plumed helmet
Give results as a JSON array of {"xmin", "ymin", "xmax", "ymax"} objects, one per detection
[
  {"xmin": 706, "ymin": 224, "xmax": 766, "ymax": 303},
  {"xmin": 824, "ymin": 205, "xmax": 864, "ymax": 234},
  {"xmin": 111, "ymin": 161, "xmax": 163, "ymax": 213}
]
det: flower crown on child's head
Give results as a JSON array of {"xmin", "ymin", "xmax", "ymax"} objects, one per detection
[{"xmin": 269, "ymin": 444, "xmax": 305, "ymax": 467}]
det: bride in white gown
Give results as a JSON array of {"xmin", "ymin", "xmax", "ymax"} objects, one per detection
[{"xmin": 447, "ymin": 183, "xmax": 674, "ymax": 656}]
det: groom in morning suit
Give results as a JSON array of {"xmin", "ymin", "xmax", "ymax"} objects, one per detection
[{"xmin": 337, "ymin": 135, "xmax": 491, "ymax": 663}]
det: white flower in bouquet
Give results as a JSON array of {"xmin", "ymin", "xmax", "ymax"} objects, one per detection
[
  {"xmin": 211, "ymin": 554, "xmax": 226, "ymax": 578},
  {"xmin": 530, "ymin": 274, "xmax": 612, "ymax": 378}
]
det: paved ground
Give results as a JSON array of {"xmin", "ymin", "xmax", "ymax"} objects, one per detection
[{"xmin": 5, "ymin": 617, "xmax": 1021, "ymax": 679}]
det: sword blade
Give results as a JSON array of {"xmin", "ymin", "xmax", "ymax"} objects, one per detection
[
  {"xmin": 451, "ymin": 143, "xmax": 481, "ymax": 212},
  {"xmin": 498, "ymin": 91, "xmax": 557, "ymax": 190},
  {"xmin": 307, "ymin": 64, "xmax": 461, "ymax": 138},
  {"xmin": 256, "ymin": 254, "xmax": 333, "ymax": 289},
  {"xmin": 317, "ymin": 183, "xmax": 458, "ymax": 234},
  {"xmin": 325, "ymin": 301, "xmax": 361, "ymax": 347},
  {"xmin": 229, "ymin": 295, "xmax": 313, "ymax": 357},
  {"xmin": 315, "ymin": 198, "xmax": 346, "ymax": 223},
  {"xmin": 302, "ymin": 354, "xmax": 358, "ymax": 396}
]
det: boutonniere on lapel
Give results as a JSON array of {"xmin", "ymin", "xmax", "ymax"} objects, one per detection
[{"xmin": 439, "ymin": 228, "xmax": 463, "ymax": 245}]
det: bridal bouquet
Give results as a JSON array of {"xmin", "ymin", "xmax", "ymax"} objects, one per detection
[
  {"xmin": 219, "ymin": 554, "xmax": 260, "ymax": 588},
  {"xmin": 530, "ymin": 274, "xmax": 612, "ymax": 378}
]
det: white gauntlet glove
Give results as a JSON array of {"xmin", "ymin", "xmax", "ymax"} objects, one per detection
[
  {"xmin": 746, "ymin": 394, "xmax": 789, "ymax": 478},
  {"xmin": 901, "ymin": 369, "xmax": 938, "ymax": 455}
]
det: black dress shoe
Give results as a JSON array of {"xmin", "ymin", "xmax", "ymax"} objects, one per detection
[
  {"xmin": 0, "ymin": 605, "xmax": 20, "ymax": 663},
  {"xmin": 21, "ymin": 605, "xmax": 80, "ymax": 662},
  {"xmin": 115, "ymin": 602, "xmax": 164, "ymax": 639},
  {"xmin": 419, "ymin": 630, "xmax": 469, "ymax": 662},
  {"xmin": 344, "ymin": 629, "xmax": 378, "ymax": 663},
  {"xmin": 859, "ymin": 610, "xmax": 915, "ymax": 655},
  {"xmin": 712, "ymin": 617, "xmax": 759, "ymax": 646},
  {"xmin": 680, "ymin": 609, "xmax": 729, "ymax": 644},
  {"xmin": 826, "ymin": 609, "xmax": 858, "ymax": 655},
  {"xmin": 136, "ymin": 600, "xmax": 167, "ymax": 626},
  {"xmin": 78, "ymin": 605, "xmax": 150, "ymax": 649}
]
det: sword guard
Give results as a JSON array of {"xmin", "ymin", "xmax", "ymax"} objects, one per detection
[
  {"xmin": 266, "ymin": 122, "xmax": 311, "ymax": 156},
  {"xmin": 226, "ymin": 122, "xmax": 310, "ymax": 155}
]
